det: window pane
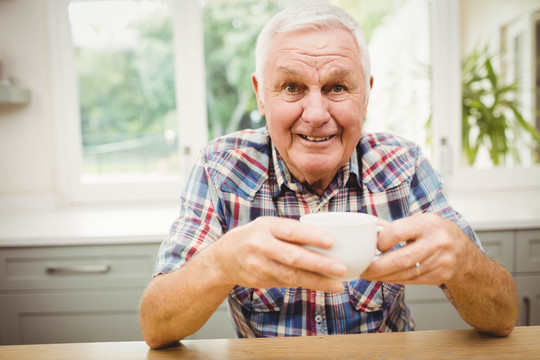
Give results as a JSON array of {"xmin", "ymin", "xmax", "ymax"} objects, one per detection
[
  {"xmin": 202, "ymin": 0, "xmax": 433, "ymax": 156},
  {"xmin": 69, "ymin": 0, "xmax": 179, "ymax": 183},
  {"xmin": 460, "ymin": 0, "xmax": 540, "ymax": 169},
  {"xmin": 201, "ymin": 0, "xmax": 299, "ymax": 140},
  {"xmin": 332, "ymin": 0, "xmax": 433, "ymax": 156}
]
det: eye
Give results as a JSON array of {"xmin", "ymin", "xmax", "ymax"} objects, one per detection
[
  {"xmin": 332, "ymin": 84, "xmax": 346, "ymax": 93},
  {"xmin": 284, "ymin": 83, "xmax": 298, "ymax": 93}
]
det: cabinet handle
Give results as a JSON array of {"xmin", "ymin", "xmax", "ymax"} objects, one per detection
[
  {"xmin": 523, "ymin": 297, "xmax": 531, "ymax": 326},
  {"xmin": 46, "ymin": 265, "xmax": 111, "ymax": 274}
]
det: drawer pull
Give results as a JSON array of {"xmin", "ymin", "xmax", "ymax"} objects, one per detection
[
  {"xmin": 46, "ymin": 265, "xmax": 111, "ymax": 274},
  {"xmin": 523, "ymin": 297, "xmax": 531, "ymax": 327}
]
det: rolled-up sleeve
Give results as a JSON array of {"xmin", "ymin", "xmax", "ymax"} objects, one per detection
[{"xmin": 153, "ymin": 154, "xmax": 225, "ymax": 276}]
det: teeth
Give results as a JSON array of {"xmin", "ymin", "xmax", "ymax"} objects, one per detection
[{"xmin": 303, "ymin": 135, "xmax": 331, "ymax": 142}]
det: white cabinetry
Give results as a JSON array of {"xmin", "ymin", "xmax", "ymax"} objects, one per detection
[
  {"xmin": 0, "ymin": 243, "xmax": 158, "ymax": 345},
  {"xmin": 1, "ymin": 228, "xmax": 537, "ymax": 344},
  {"xmin": 406, "ymin": 229, "xmax": 540, "ymax": 330},
  {"xmin": 0, "ymin": 242, "xmax": 236, "ymax": 345},
  {"xmin": 515, "ymin": 230, "xmax": 540, "ymax": 326}
]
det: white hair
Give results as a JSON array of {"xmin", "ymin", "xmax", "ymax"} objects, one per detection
[{"xmin": 254, "ymin": 2, "xmax": 371, "ymax": 102}]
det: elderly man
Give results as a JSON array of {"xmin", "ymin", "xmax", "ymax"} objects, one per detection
[{"xmin": 139, "ymin": 3, "xmax": 518, "ymax": 348}]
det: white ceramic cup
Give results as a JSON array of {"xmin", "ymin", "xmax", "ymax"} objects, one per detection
[{"xmin": 300, "ymin": 212, "xmax": 380, "ymax": 281}]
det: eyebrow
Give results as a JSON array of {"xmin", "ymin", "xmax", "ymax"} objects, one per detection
[
  {"xmin": 274, "ymin": 66, "xmax": 302, "ymax": 78},
  {"xmin": 275, "ymin": 66, "xmax": 353, "ymax": 79},
  {"xmin": 328, "ymin": 68, "xmax": 352, "ymax": 79},
  {"xmin": 272, "ymin": 66, "xmax": 356, "ymax": 90}
]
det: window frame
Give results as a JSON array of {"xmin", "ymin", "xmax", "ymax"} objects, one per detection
[
  {"xmin": 48, "ymin": 0, "xmax": 207, "ymax": 205},
  {"xmin": 434, "ymin": 0, "xmax": 540, "ymax": 194}
]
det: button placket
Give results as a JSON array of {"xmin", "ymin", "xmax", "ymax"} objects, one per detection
[{"xmin": 314, "ymin": 291, "xmax": 328, "ymax": 335}]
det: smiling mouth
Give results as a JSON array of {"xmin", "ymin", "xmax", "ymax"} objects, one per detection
[{"xmin": 300, "ymin": 135, "xmax": 333, "ymax": 142}]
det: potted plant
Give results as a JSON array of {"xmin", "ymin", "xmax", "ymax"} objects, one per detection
[{"xmin": 461, "ymin": 46, "xmax": 540, "ymax": 166}]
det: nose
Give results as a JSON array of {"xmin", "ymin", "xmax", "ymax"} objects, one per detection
[{"xmin": 301, "ymin": 90, "xmax": 331, "ymax": 127}]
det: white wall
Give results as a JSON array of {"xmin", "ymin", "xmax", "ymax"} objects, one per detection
[
  {"xmin": 0, "ymin": 0, "xmax": 57, "ymax": 206},
  {"xmin": 460, "ymin": 0, "xmax": 539, "ymax": 55}
]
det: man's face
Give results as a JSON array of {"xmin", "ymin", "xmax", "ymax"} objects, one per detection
[{"xmin": 253, "ymin": 27, "xmax": 370, "ymax": 194}]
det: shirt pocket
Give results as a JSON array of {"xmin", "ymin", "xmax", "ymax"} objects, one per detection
[
  {"xmin": 347, "ymin": 279, "xmax": 384, "ymax": 312},
  {"xmin": 347, "ymin": 280, "xmax": 405, "ymax": 313},
  {"xmin": 230, "ymin": 285, "xmax": 284, "ymax": 312}
]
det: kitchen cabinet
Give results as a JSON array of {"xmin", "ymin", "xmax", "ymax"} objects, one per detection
[
  {"xmin": 406, "ymin": 229, "xmax": 540, "ymax": 330},
  {"xmin": 0, "ymin": 243, "xmax": 158, "ymax": 345},
  {"xmin": 515, "ymin": 275, "xmax": 540, "ymax": 326},
  {"xmin": 0, "ymin": 242, "xmax": 236, "ymax": 345},
  {"xmin": 515, "ymin": 230, "xmax": 540, "ymax": 326},
  {"xmin": 1, "ymin": 228, "xmax": 538, "ymax": 344}
]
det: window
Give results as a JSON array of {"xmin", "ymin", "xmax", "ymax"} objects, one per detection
[
  {"xmin": 49, "ymin": 0, "xmax": 539, "ymax": 205},
  {"xmin": 49, "ymin": 0, "xmax": 207, "ymax": 203},
  {"xmin": 69, "ymin": 0, "xmax": 179, "ymax": 182},
  {"xmin": 450, "ymin": 0, "xmax": 540, "ymax": 192},
  {"xmin": 334, "ymin": 0, "xmax": 432, "ymax": 157},
  {"xmin": 201, "ymin": 0, "xmax": 295, "ymax": 139}
]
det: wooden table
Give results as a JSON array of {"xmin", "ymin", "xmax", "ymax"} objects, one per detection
[{"xmin": 1, "ymin": 326, "xmax": 539, "ymax": 359}]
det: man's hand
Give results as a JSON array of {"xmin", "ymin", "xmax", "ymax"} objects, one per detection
[
  {"xmin": 361, "ymin": 213, "xmax": 466, "ymax": 285},
  {"xmin": 361, "ymin": 213, "xmax": 518, "ymax": 336},
  {"xmin": 209, "ymin": 216, "xmax": 347, "ymax": 293}
]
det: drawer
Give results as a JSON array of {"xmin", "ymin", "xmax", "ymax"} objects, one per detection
[
  {"xmin": 516, "ymin": 229, "xmax": 540, "ymax": 273},
  {"xmin": 0, "ymin": 243, "xmax": 159, "ymax": 291},
  {"xmin": 0, "ymin": 290, "xmax": 144, "ymax": 345},
  {"xmin": 477, "ymin": 231, "xmax": 514, "ymax": 273}
]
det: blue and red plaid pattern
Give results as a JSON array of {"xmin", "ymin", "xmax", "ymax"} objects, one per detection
[{"xmin": 154, "ymin": 127, "xmax": 481, "ymax": 337}]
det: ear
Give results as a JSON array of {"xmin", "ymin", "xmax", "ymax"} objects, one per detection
[
  {"xmin": 363, "ymin": 75, "xmax": 374, "ymax": 113},
  {"xmin": 251, "ymin": 73, "xmax": 266, "ymax": 117}
]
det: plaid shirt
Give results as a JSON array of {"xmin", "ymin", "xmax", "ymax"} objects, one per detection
[{"xmin": 154, "ymin": 127, "xmax": 480, "ymax": 337}]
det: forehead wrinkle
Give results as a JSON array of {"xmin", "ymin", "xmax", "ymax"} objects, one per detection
[{"xmin": 275, "ymin": 63, "xmax": 351, "ymax": 77}]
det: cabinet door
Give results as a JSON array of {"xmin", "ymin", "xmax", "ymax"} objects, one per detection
[
  {"xmin": 477, "ymin": 231, "xmax": 514, "ymax": 273},
  {"xmin": 516, "ymin": 230, "xmax": 540, "ymax": 273},
  {"xmin": 0, "ymin": 290, "xmax": 145, "ymax": 345},
  {"xmin": 405, "ymin": 285, "xmax": 469, "ymax": 330},
  {"xmin": 515, "ymin": 275, "xmax": 540, "ymax": 326}
]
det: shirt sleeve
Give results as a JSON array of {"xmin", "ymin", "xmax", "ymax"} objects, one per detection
[
  {"xmin": 409, "ymin": 148, "xmax": 483, "ymax": 252},
  {"xmin": 153, "ymin": 153, "xmax": 226, "ymax": 276}
]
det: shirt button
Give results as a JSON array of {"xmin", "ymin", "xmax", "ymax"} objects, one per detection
[{"xmin": 315, "ymin": 315, "xmax": 323, "ymax": 323}]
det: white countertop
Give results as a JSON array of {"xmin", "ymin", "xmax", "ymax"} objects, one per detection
[
  {"xmin": 0, "ymin": 191, "xmax": 539, "ymax": 247},
  {"xmin": 0, "ymin": 204, "xmax": 179, "ymax": 247},
  {"xmin": 447, "ymin": 190, "xmax": 540, "ymax": 231}
]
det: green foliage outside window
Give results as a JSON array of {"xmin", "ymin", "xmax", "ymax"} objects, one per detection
[{"xmin": 202, "ymin": 1, "xmax": 290, "ymax": 139}]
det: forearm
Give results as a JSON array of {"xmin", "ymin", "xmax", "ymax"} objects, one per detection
[
  {"xmin": 139, "ymin": 247, "xmax": 233, "ymax": 348},
  {"xmin": 445, "ymin": 239, "xmax": 518, "ymax": 336}
]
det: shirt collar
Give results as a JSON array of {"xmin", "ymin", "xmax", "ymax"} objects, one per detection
[{"xmin": 270, "ymin": 143, "xmax": 361, "ymax": 196}]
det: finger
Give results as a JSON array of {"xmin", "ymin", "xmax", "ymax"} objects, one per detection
[
  {"xmin": 363, "ymin": 262, "xmax": 439, "ymax": 285},
  {"xmin": 362, "ymin": 245, "xmax": 453, "ymax": 285},
  {"xmin": 265, "ymin": 237, "xmax": 347, "ymax": 278},
  {"xmin": 364, "ymin": 239, "xmax": 431, "ymax": 279},
  {"xmin": 266, "ymin": 259, "xmax": 345, "ymax": 293},
  {"xmin": 377, "ymin": 215, "xmax": 426, "ymax": 252},
  {"xmin": 260, "ymin": 217, "xmax": 335, "ymax": 249}
]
